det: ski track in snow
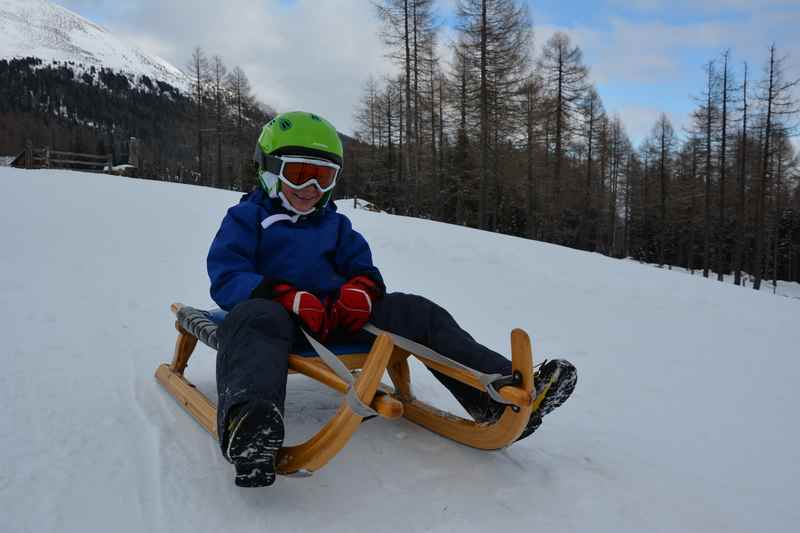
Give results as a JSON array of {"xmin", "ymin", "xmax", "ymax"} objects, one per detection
[{"xmin": 1, "ymin": 168, "xmax": 799, "ymax": 532}]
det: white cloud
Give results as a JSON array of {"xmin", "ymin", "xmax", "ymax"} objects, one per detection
[
  {"xmin": 615, "ymin": 105, "xmax": 691, "ymax": 146},
  {"xmin": 62, "ymin": 0, "xmax": 394, "ymax": 136},
  {"xmin": 611, "ymin": 0, "xmax": 798, "ymax": 13},
  {"xmin": 537, "ymin": 18, "xmax": 743, "ymax": 86}
]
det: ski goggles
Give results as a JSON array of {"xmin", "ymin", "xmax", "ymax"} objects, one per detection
[{"xmin": 259, "ymin": 153, "xmax": 340, "ymax": 192}]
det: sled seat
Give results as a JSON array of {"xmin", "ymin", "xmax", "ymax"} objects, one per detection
[
  {"xmin": 155, "ymin": 302, "xmax": 537, "ymax": 478},
  {"xmin": 197, "ymin": 306, "xmax": 374, "ymax": 357}
]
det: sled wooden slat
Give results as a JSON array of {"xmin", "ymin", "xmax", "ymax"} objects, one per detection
[
  {"xmin": 276, "ymin": 334, "xmax": 394, "ymax": 473},
  {"xmin": 155, "ymin": 363, "xmax": 218, "ymax": 437},
  {"xmin": 171, "ymin": 322, "xmax": 198, "ymax": 374},
  {"xmin": 409, "ymin": 351, "xmax": 532, "ymax": 408},
  {"xmin": 288, "ymin": 353, "xmax": 368, "ymax": 375},
  {"xmin": 390, "ymin": 329, "xmax": 535, "ymax": 450},
  {"xmin": 287, "ymin": 355, "xmax": 403, "ymax": 420},
  {"xmin": 387, "ymin": 349, "xmax": 413, "ymax": 401}
]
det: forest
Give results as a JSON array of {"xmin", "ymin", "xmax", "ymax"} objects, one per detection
[
  {"xmin": 349, "ymin": 0, "xmax": 800, "ymax": 288},
  {"xmin": 0, "ymin": 54, "xmax": 272, "ymax": 189}
]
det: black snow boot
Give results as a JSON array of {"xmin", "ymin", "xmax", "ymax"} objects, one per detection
[
  {"xmin": 516, "ymin": 359, "xmax": 577, "ymax": 441},
  {"xmin": 223, "ymin": 399, "xmax": 285, "ymax": 487},
  {"xmin": 465, "ymin": 359, "xmax": 577, "ymax": 441}
]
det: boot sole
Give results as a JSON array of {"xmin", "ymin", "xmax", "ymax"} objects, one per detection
[
  {"xmin": 517, "ymin": 360, "xmax": 578, "ymax": 441},
  {"xmin": 536, "ymin": 360, "xmax": 577, "ymax": 417},
  {"xmin": 226, "ymin": 402, "xmax": 285, "ymax": 487}
]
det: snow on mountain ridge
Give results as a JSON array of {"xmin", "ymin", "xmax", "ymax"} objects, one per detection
[{"xmin": 0, "ymin": 0, "xmax": 189, "ymax": 90}]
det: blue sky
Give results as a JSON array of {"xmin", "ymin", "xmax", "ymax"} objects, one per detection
[
  {"xmin": 58, "ymin": 0, "xmax": 799, "ymax": 144},
  {"xmin": 522, "ymin": 0, "xmax": 800, "ymax": 143}
]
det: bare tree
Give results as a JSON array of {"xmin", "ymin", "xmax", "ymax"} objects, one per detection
[
  {"xmin": 538, "ymin": 32, "xmax": 589, "ymax": 236},
  {"xmin": 456, "ymin": 0, "xmax": 531, "ymax": 229},
  {"xmin": 577, "ymin": 85, "xmax": 604, "ymax": 249},
  {"xmin": 375, "ymin": 1, "xmax": 412, "ymax": 194},
  {"xmin": 607, "ymin": 116, "xmax": 629, "ymax": 256},
  {"xmin": 752, "ymin": 44, "xmax": 800, "ymax": 290},
  {"xmin": 187, "ymin": 47, "xmax": 209, "ymax": 180},
  {"xmin": 645, "ymin": 113, "xmax": 676, "ymax": 267},
  {"xmin": 733, "ymin": 62, "xmax": 749, "ymax": 285},
  {"xmin": 210, "ymin": 55, "xmax": 227, "ymax": 188},
  {"xmin": 717, "ymin": 50, "xmax": 732, "ymax": 281},
  {"xmin": 697, "ymin": 60, "xmax": 718, "ymax": 277},
  {"xmin": 522, "ymin": 73, "xmax": 544, "ymax": 238},
  {"xmin": 226, "ymin": 65, "xmax": 256, "ymax": 184}
]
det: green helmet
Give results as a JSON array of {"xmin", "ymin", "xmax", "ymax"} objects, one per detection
[
  {"xmin": 255, "ymin": 111, "xmax": 343, "ymax": 214},
  {"xmin": 257, "ymin": 111, "xmax": 343, "ymax": 166}
]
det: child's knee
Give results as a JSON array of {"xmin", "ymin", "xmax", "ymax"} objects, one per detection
[
  {"xmin": 224, "ymin": 298, "xmax": 294, "ymax": 339},
  {"xmin": 383, "ymin": 292, "xmax": 436, "ymax": 312}
]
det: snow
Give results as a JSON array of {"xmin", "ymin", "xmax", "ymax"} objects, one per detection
[
  {"xmin": 0, "ymin": 0, "xmax": 189, "ymax": 90},
  {"xmin": 1, "ymin": 167, "xmax": 799, "ymax": 533},
  {"xmin": 632, "ymin": 261, "xmax": 800, "ymax": 301}
]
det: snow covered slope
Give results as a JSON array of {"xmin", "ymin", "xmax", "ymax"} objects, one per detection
[
  {"xmin": 1, "ymin": 167, "xmax": 799, "ymax": 533},
  {"xmin": 0, "ymin": 0, "xmax": 188, "ymax": 90}
]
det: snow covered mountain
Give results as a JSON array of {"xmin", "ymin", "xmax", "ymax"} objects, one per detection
[
  {"xmin": 2, "ymin": 167, "xmax": 800, "ymax": 532},
  {"xmin": 0, "ymin": 0, "xmax": 188, "ymax": 90}
]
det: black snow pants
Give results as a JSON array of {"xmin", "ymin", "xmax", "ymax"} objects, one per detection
[{"xmin": 215, "ymin": 292, "xmax": 513, "ymax": 447}]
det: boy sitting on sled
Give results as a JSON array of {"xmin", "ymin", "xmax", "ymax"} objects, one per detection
[{"xmin": 207, "ymin": 111, "xmax": 577, "ymax": 487}]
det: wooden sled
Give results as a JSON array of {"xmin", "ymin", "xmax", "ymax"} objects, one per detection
[{"xmin": 155, "ymin": 303, "xmax": 535, "ymax": 477}]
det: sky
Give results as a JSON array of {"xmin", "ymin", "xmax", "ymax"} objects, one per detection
[{"xmin": 57, "ymin": 0, "xmax": 800, "ymax": 145}]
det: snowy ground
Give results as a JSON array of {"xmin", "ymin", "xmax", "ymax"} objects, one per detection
[
  {"xmin": 632, "ymin": 261, "xmax": 800, "ymax": 301},
  {"xmin": 2, "ymin": 168, "xmax": 799, "ymax": 533}
]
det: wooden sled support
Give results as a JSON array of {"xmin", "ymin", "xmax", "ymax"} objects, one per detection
[
  {"xmin": 386, "ymin": 329, "xmax": 534, "ymax": 450},
  {"xmin": 277, "ymin": 333, "xmax": 394, "ymax": 473},
  {"xmin": 155, "ymin": 302, "xmax": 536, "ymax": 477}
]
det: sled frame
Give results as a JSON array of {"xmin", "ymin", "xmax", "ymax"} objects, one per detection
[{"xmin": 155, "ymin": 303, "xmax": 535, "ymax": 476}]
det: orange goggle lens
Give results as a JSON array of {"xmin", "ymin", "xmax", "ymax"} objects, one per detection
[{"xmin": 281, "ymin": 162, "xmax": 337, "ymax": 188}]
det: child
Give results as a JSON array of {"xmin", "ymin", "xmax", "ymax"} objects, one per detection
[{"xmin": 207, "ymin": 111, "xmax": 577, "ymax": 487}]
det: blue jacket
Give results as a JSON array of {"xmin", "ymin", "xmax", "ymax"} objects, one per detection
[{"xmin": 207, "ymin": 189, "xmax": 384, "ymax": 311}]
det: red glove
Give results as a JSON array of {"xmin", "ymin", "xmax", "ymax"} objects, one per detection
[
  {"xmin": 331, "ymin": 276, "xmax": 382, "ymax": 333},
  {"xmin": 272, "ymin": 283, "xmax": 328, "ymax": 337}
]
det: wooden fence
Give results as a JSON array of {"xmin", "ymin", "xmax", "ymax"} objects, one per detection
[{"xmin": 16, "ymin": 140, "xmax": 113, "ymax": 172}]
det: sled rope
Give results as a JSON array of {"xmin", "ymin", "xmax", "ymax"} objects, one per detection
[
  {"xmin": 300, "ymin": 329, "xmax": 378, "ymax": 418},
  {"xmin": 363, "ymin": 324, "xmax": 521, "ymax": 406}
]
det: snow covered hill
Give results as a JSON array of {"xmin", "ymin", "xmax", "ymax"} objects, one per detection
[
  {"xmin": 0, "ymin": 0, "xmax": 188, "ymax": 90},
  {"xmin": 2, "ymin": 167, "xmax": 799, "ymax": 533}
]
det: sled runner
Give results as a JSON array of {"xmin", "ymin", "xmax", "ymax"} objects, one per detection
[{"xmin": 155, "ymin": 303, "xmax": 536, "ymax": 477}]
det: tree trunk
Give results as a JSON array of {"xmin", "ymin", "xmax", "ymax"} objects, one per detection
[
  {"xmin": 526, "ymin": 83, "xmax": 536, "ymax": 239},
  {"xmin": 478, "ymin": 0, "xmax": 488, "ymax": 229},
  {"xmin": 703, "ymin": 62, "xmax": 713, "ymax": 278},
  {"xmin": 734, "ymin": 64, "xmax": 748, "ymax": 286},
  {"xmin": 717, "ymin": 52, "xmax": 729, "ymax": 281},
  {"xmin": 582, "ymin": 96, "xmax": 594, "ymax": 250},
  {"xmin": 659, "ymin": 122, "xmax": 667, "ymax": 267},
  {"xmin": 753, "ymin": 46, "xmax": 775, "ymax": 291},
  {"xmin": 403, "ymin": 1, "xmax": 412, "ymax": 198}
]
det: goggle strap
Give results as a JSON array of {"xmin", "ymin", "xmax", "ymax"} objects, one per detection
[{"xmin": 261, "ymin": 153, "xmax": 284, "ymax": 175}]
